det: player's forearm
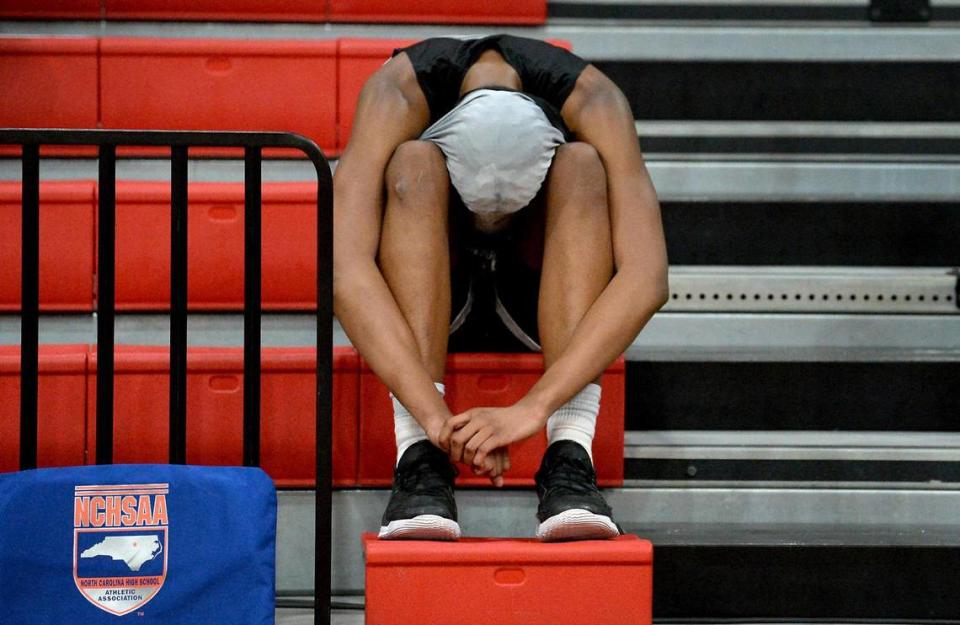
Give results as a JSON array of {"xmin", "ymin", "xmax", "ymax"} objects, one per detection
[
  {"xmin": 522, "ymin": 159, "xmax": 668, "ymax": 419},
  {"xmin": 521, "ymin": 267, "xmax": 667, "ymax": 420},
  {"xmin": 334, "ymin": 260, "xmax": 452, "ymax": 434}
]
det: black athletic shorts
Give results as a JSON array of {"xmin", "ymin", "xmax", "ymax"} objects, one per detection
[{"xmin": 447, "ymin": 186, "xmax": 546, "ymax": 353}]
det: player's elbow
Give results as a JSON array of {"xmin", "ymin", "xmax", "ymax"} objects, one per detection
[
  {"xmin": 332, "ymin": 253, "xmax": 369, "ymax": 310},
  {"xmin": 654, "ymin": 271, "xmax": 670, "ymax": 310},
  {"xmin": 620, "ymin": 260, "xmax": 669, "ymax": 312},
  {"xmin": 576, "ymin": 67, "xmax": 635, "ymax": 119},
  {"xmin": 642, "ymin": 267, "xmax": 670, "ymax": 312},
  {"xmin": 648, "ymin": 256, "xmax": 670, "ymax": 309}
]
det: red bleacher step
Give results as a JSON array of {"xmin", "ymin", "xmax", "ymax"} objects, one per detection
[
  {"xmin": 86, "ymin": 346, "xmax": 359, "ymax": 487},
  {"xmin": 0, "ymin": 37, "xmax": 98, "ymax": 128},
  {"xmin": 1, "ymin": 1, "xmax": 546, "ymax": 23},
  {"xmin": 0, "ymin": 0, "xmax": 100, "ymax": 19},
  {"xmin": 2, "ymin": 179, "xmax": 323, "ymax": 312},
  {"xmin": 329, "ymin": 0, "xmax": 547, "ymax": 25},
  {"xmin": 0, "ymin": 181, "xmax": 96, "ymax": 312},
  {"xmin": 112, "ymin": 181, "xmax": 318, "ymax": 311},
  {"xmin": 364, "ymin": 533, "xmax": 652, "ymax": 625},
  {"xmin": 99, "ymin": 37, "xmax": 338, "ymax": 157},
  {"xmin": 359, "ymin": 353, "xmax": 625, "ymax": 487},
  {"xmin": 104, "ymin": 0, "xmax": 325, "ymax": 22},
  {"xmin": 0, "ymin": 345, "xmax": 89, "ymax": 473},
  {"xmin": 0, "ymin": 37, "xmax": 99, "ymax": 157}
]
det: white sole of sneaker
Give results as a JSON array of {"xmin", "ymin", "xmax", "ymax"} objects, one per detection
[
  {"xmin": 378, "ymin": 515, "xmax": 462, "ymax": 541},
  {"xmin": 536, "ymin": 508, "xmax": 620, "ymax": 542}
]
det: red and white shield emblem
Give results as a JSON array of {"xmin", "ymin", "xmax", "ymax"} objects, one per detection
[{"xmin": 72, "ymin": 484, "xmax": 170, "ymax": 615}]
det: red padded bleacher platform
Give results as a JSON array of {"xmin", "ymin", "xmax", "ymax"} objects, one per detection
[
  {"xmin": 364, "ymin": 533, "xmax": 653, "ymax": 625},
  {"xmin": 0, "ymin": 345, "xmax": 89, "ymax": 473},
  {"xmin": 2, "ymin": 35, "xmax": 570, "ymax": 157},
  {"xmin": 329, "ymin": 0, "xmax": 546, "ymax": 24},
  {"xmin": 86, "ymin": 346, "xmax": 360, "ymax": 486},
  {"xmin": 0, "ymin": 37, "xmax": 99, "ymax": 155},
  {"xmin": 112, "ymin": 181, "xmax": 318, "ymax": 311},
  {"xmin": 359, "ymin": 354, "xmax": 626, "ymax": 487},
  {"xmin": 260, "ymin": 347, "xmax": 359, "ymax": 487},
  {"xmin": 104, "ymin": 0, "xmax": 324, "ymax": 22},
  {"xmin": 1, "ymin": 1, "xmax": 547, "ymax": 23},
  {"xmin": 0, "ymin": 1, "xmax": 100, "ymax": 19},
  {"xmin": 99, "ymin": 38, "xmax": 337, "ymax": 156},
  {"xmin": 0, "ymin": 181, "xmax": 96, "ymax": 312}
]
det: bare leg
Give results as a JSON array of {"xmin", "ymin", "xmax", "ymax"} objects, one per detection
[
  {"xmin": 378, "ymin": 140, "xmax": 452, "ymax": 382},
  {"xmin": 538, "ymin": 142, "xmax": 614, "ymax": 375},
  {"xmin": 533, "ymin": 143, "xmax": 618, "ymax": 541},
  {"xmin": 376, "ymin": 142, "xmax": 467, "ymax": 539}
]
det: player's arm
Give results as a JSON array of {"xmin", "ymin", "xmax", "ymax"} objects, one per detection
[
  {"xmin": 333, "ymin": 54, "xmax": 452, "ymax": 442},
  {"xmin": 444, "ymin": 66, "xmax": 669, "ymax": 467},
  {"xmin": 520, "ymin": 66, "xmax": 669, "ymax": 411}
]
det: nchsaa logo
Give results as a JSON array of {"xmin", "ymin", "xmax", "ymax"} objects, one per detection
[{"xmin": 73, "ymin": 483, "xmax": 169, "ymax": 616}]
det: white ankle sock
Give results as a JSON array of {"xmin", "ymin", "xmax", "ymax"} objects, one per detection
[
  {"xmin": 393, "ymin": 382, "xmax": 445, "ymax": 464},
  {"xmin": 546, "ymin": 383, "xmax": 601, "ymax": 463}
]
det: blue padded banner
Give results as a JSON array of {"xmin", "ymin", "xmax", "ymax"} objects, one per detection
[{"xmin": 0, "ymin": 464, "xmax": 276, "ymax": 624}]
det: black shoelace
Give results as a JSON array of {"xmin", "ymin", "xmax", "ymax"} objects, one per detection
[
  {"xmin": 539, "ymin": 454, "xmax": 599, "ymax": 496},
  {"xmin": 397, "ymin": 456, "xmax": 456, "ymax": 495}
]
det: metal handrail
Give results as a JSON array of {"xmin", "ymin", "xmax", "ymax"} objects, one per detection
[{"xmin": 1, "ymin": 128, "xmax": 334, "ymax": 625}]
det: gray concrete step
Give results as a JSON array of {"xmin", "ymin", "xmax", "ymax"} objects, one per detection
[
  {"xmin": 636, "ymin": 121, "xmax": 960, "ymax": 159},
  {"xmin": 281, "ymin": 485, "xmax": 960, "ymax": 618},
  {"xmin": 2, "ymin": 312, "xmax": 959, "ymax": 360},
  {"xmin": 4, "ymin": 158, "xmax": 958, "ymax": 202}
]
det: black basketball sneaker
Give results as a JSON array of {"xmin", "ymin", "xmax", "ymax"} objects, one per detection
[
  {"xmin": 378, "ymin": 440, "xmax": 461, "ymax": 540},
  {"xmin": 534, "ymin": 440, "xmax": 621, "ymax": 542}
]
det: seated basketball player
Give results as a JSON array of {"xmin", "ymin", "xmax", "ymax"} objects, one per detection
[{"xmin": 334, "ymin": 35, "xmax": 668, "ymax": 541}]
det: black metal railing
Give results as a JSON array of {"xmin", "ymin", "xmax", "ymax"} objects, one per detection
[{"xmin": 2, "ymin": 128, "xmax": 333, "ymax": 625}]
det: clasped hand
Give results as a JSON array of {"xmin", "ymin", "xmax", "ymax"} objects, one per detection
[{"xmin": 434, "ymin": 402, "xmax": 547, "ymax": 488}]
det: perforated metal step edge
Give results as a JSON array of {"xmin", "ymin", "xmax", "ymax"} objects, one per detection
[
  {"xmin": 664, "ymin": 266, "xmax": 959, "ymax": 313},
  {"xmin": 631, "ymin": 312, "xmax": 960, "ymax": 361},
  {"xmin": 3, "ymin": 21, "xmax": 960, "ymax": 62}
]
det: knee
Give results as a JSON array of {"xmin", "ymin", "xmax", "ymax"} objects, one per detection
[
  {"xmin": 550, "ymin": 142, "xmax": 607, "ymax": 203},
  {"xmin": 385, "ymin": 141, "xmax": 448, "ymax": 205}
]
